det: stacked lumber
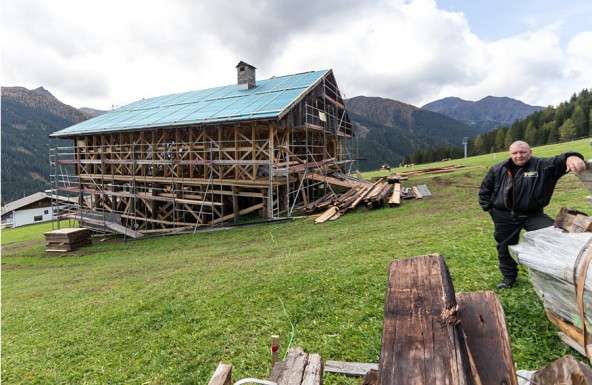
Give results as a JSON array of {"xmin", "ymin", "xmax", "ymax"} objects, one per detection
[
  {"xmin": 378, "ymin": 253, "xmax": 517, "ymax": 384},
  {"xmin": 509, "ymin": 211, "xmax": 592, "ymax": 362},
  {"xmin": 44, "ymin": 228, "xmax": 92, "ymax": 252},
  {"xmin": 302, "ymin": 193, "xmax": 337, "ymax": 213},
  {"xmin": 308, "ymin": 179, "xmax": 431, "ymax": 223},
  {"xmin": 362, "ymin": 181, "xmax": 392, "ymax": 209},
  {"xmin": 314, "ymin": 180, "xmax": 393, "ymax": 223}
]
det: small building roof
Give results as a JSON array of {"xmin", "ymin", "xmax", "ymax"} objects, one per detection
[
  {"xmin": 2, "ymin": 192, "xmax": 75, "ymax": 214},
  {"xmin": 51, "ymin": 69, "xmax": 332, "ymax": 138}
]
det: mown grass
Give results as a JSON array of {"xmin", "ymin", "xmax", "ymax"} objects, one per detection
[{"xmin": 2, "ymin": 139, "xmax": 590, "ymax": 384}]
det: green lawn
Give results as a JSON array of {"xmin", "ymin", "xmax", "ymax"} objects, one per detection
[{"xmin": 2, "ymin": 139, "xmax": 590, "ymax": 384}]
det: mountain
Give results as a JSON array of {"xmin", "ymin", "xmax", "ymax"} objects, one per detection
[
  {"xmin": 346, "ymin": 96, "xmax": 477, "ymax": 170},
  {"xmin": 79, "ymin": 107, "xmax": 108, "ymax": 117},
  {"xmin": 1, "ymin": 87, "xmax": 92, "ymax": 204},
  {"xmin": 421, "ymin": 96, "xmax": 544, "ymax": 133}
]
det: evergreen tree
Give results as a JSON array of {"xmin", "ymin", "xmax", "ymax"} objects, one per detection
[
  {"xmin": 424, "ymin": 147, "xmax": 435, "ymax": 163},
  {"xmin": 473, "ymin": 134, "xmax": 485, "ymax": 155},
  {"xmin": 547, "ymin": 125, "xmax": 559, "ymax": 144},
  {"xmin": 495, "ymin": 128, "xmax": 507, "ymax": 151},
  {"xmin": 559, "ymin": 118, "xmax": 577, "ymax": 142},
  {"xmin": 539, "ymin": 121, "xmax": 553, "ymax": 144},
  {"xmin": 504, "ymin": 130, "xmax": 513, "ymax": 148},
  {"xmin": 410, "ymin": 151, "xmax": 423, "ymax": 164},
  {"xmin": 571, "ymin": 104, "xmax": 586, "ymax": 138},
  {"xmin": 524, "ymin": 121, "xmax": 537, "ymax": 145},
  {"xmin": 555, "ymin": 103, "xmax": 569, "ymax": 127}
]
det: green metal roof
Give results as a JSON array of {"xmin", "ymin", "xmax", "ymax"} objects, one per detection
[{"xmin": 51, "ymin": 69, "xmax": 331, "ymax": 137}]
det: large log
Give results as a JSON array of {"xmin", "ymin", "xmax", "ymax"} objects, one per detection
[
  {"xmin": 456, "ymin": 292, "xmax": 518, "ymax": 385},
  {"xmin": 378, "ymin": 253, "xmax": 476, "ymax": 385}
]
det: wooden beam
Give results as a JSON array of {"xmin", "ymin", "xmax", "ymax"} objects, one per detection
[
  {"xmin": 412, "ymin": 185, "xmax": 423, "ymax": 199},
  {"xmin": 388, "ymin": 183, "xmax": 401, "ymax": 206},
  {"xmin": 302, "ymin": 353, "xmax": 323, "ymax": 385},
  {"xmin": 379, "ymin": 254, "xmax": 474, "ymax": 385},
  {"xmin": 269, "ymin": 347, "xmax": 323, "ymax": 385},
  {"xmin": 232, "ymin": 186, "xmax": 239, "ymax": 222},
  {"xmin": 456, "ymin": 291, "xmax": 517, "ymax": 385},
  {"xmin": 304, "ymin": 173, "xmax": 356, "ymax": 188},
  {"xmin": 314, "ymin": 206, "xmax": 338, "ymax": 224},
  {"xmin": 208, "ymin": 362, "xmax": 232, "ymax": 385},
  {"xmin": 546, "ymin": 309, "xmax": 592, "ymax": 353},
  {"xmin": 210, "ymin": 203, "xmax": 264, "ymax": 225},
  {"xmin": 324, "ymin": 361, "xmax": 378, "ymax": 377}
]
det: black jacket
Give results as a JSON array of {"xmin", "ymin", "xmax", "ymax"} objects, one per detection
[{"xmin": 478, "ymin": 152, "xmax": 584, "ymax": 213}]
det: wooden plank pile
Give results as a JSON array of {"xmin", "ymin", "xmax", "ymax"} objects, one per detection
[
  {"xmin": 509, "ymin": 207, "xmax": 592, "ymax": 362},
  {"xmin": 375, "ymin": 253, "xmax": 517, "ymax": 385},
  {"xmin": 304, "ymin": 172, "xmax": 430, "ymax": 223},
  {"xmin": 44, "ymin": 228, "xmax": 92, "ymax": 252}
]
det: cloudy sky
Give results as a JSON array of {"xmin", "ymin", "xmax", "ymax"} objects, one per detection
[{"xmin": 2, "ymin": 0, "xmax": 591, "ymax": 110}]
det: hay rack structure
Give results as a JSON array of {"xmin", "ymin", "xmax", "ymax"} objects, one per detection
[{"xmin": 49, "ymin": 63, "xmax": 355, "ymax": 236}]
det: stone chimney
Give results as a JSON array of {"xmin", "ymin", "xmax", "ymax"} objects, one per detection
[{"xmin": 236, "ymin": 61, "xmax": 256, "ymax": 90}]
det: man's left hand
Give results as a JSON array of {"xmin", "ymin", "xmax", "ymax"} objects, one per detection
[{"xmin": 566, "ymin": 156, "xmax": 587, "ymax": 174}]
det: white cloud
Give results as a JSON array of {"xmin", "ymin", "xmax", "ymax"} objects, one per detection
[
  {"xmin": 1, "ymin": 0, "xmax": 591, "ymax": 110},
  {"xmin": 565, "ymin": 31, "xmax": 592, "ymax": 88}
]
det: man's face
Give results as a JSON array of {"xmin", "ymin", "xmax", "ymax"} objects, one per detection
[{"xmin": 509, "ymin": 144, "xmax": 532, "ymax": 166}]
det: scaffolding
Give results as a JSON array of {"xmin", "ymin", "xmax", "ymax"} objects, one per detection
[{"xmin": 50, "ymin": 76, "xmax": 355, "ymax": 236}]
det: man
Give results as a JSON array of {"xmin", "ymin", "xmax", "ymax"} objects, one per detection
[{"xmin": 478, "ymin": 141, "xmax": 586, "ymax": 289}]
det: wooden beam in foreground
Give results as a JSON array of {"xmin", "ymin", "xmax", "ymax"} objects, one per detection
[
  {"xmin": 456, "ymin": 291, "xmax": 517, "ymax": 385},
  {"xmin": 208, "ymin": 362, "xmax": 232, "ymax": 385},
  {"xmin": 269, "ymin": 347, "xmax": 323, "ymax": 385},
  {"xmin": 378, "ymin": 253, "xmax": 475, "ymax": 385}
]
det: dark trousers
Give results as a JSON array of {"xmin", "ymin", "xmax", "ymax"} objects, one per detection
[{"xmin": 489, "ymin": 209, "xmax": 554, "ymax": 278}]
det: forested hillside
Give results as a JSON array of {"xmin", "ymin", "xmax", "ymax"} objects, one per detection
[
  {"xmin": 404, "ymin": 89, "xmax": 592, "ymax": 164},
  {"xmin": 1, "ymin": 87, "xmax": 90, "ymax": 204},
  {"xmin": 346, "ymin": 96, "xmax": 477, "ymax": 170}
]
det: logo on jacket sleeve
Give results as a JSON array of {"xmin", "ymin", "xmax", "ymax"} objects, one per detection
[{"xmin": 523, "ymin": 171, "xmax": 538, "ymax": 177}]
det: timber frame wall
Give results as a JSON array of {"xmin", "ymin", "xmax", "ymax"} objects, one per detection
[{"xmin": 50, "ymin": 77, "xmax": 355, "ymax": 234}]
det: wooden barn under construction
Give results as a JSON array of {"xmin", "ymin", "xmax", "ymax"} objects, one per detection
[{"xmin": 50, "ymin": 62, "xmax": 355, "ymax": 236}]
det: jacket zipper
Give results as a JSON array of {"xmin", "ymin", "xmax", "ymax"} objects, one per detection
[
  {"xmin": 505, "ymin": 170, "xmax": 514, "ymax": 215},
  {"xmin": 508, "ymin": 168, "xmax": 523, "ymax": 216}
]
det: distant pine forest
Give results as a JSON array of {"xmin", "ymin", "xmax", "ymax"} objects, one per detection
[{"xmin": 403, "ymin": 88, "xmax": 592, "ymax": 164}]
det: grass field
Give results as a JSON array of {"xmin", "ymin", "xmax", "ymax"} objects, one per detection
[{"xmin": 2, "ymin": 139, "xmax": 591, "ymax": 384}]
